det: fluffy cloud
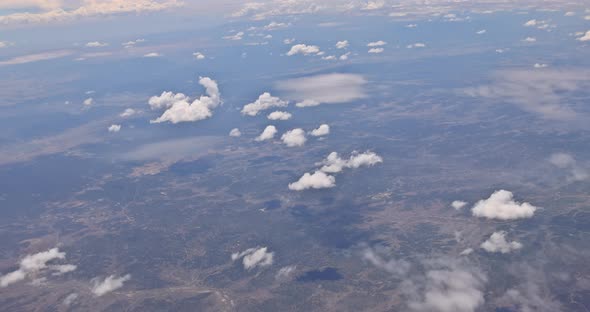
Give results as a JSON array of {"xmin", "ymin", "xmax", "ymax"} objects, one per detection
[
  {"xmin": 83, "ymin": 97, "xmax": 93, "ymax": 106},
  {"xmin": 267, "ymin": 111, "xmax": 292, "ymax": 120},
  {"xmin": 367, "ymin": 40, "xmax": 386, "ymax": 47},
  {"xmin": 471, "ymin": 190, "xmax": 537, "ymax": 220},
  {"xmin": 264, "ymin": 21, "xmax": 290, "ymax": 30},
  {"xmin": 549, "ymin": 152, "xmax": 588, "ymax": 181},
  {"xmin": 229, "ymin": 128, "xmax": 242, "ymax": 137},
  {"xmin": 310, "ymin": 124, "xmax": 330, "ymax": 136},
  {"xmin": 0, "ymin": 248, "xmax": 76, "ymax": 287},
  {"xmin": 0, "ymin": 0, "xmax": 182, "ymax": 26},
  {"xmin": 276, "ymin": 73, "xmax": 367, "ymax": 107},
  {"xmin": 281, "ymin": 128, "xmax": 306, "ymax": 147},
  {"xmin": 368, "ymin": 47, "xmax": 384, "ymax": 53},
  {"xmin": 362, "ymin": 247, "xmax": 410, "ymax": 276},
  {"xmin": 287, "ymin": 44, "xmax": 320, "ymax": 56},
  {"xmin": 288, "ymin": 171, "xmax": 336, "ymax": 191},
  {"xmin": 231, "ymin": 247, "xmax": 274, "ymax": 270},
  {"xmin": 120, "ymin": 108, "xmax": 137, "ymax": 117},
  {"xmin": 91, "ymin": 274, "xmax": 131, "ymax": 296},
  {"xmin": 256, "ymin": 125, "xmax": 277, "ymax": 141},
  {"xmin": 149, "ymin": 77, "xmax": 221, "ymax": 124},
  {"xmin": 193, "ymin": 52, "xmax": 205, "ymax": 60},
  {"xmin": 577, "ymin": 30, "xmax": 590, "ymax": 41},
  {"xmin": 108, "ymin": 124, "xmax": 121, "ymax": 132},
  {"xmin": 339, "ymin": 52, "xmax": 351, "ymax": 60},
  {"xmin": 85, "ymin": 41, "xmax": 108, "ymax": 47},
  {"xmin": 452, "ymin": 200, "xmax": 467, "ymax": 210},
  {"xmin": 318, "ymin": 151, "xmax": 383, "ymax": 173},
  {"xmin": 480, "ymin": 231, "xmax": 522, "ymax": 253},
  {"xmin": 242, "ymin": 92, "xmax": 288, "ymax": 116},
  {"xmin": 476, "ymin": 29, "xmax": 486, "ymax": 34},
  {"xmin": 335, "ymin": 40, "xmax": 349, "ymax": 49}
]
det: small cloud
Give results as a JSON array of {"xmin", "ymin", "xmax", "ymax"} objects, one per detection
[
  {"xmin": 310, "ymin": 124, "xmax": 330, "ymax": 136},
  {"xmin": 223, "ymin": 31, "xmax": 244, "ymax": 40},
  {"xmin": 91, "ymin": 274, "xmax": 131, "ymax": 297},
  {"xmin": 549, "ymin": 152, "xmax": 588, "ymax": 181},
  {"xmin": 523, "ymin": 37, "xmax": 537, "ymax": 42},
  {"xmin": 231, "ymin": 247, "xmax": 274, "ymax": 270},
  {"xmin": 318, "ymin": 151, "xmax": 383, "ymax": 173},
  {"xmin": 476, "ymin": 29, "xmax": 487, "ymax": 34},
  {"xmin": 481, "ymin": 231, "xmax": 522, "ymax": 253},
  {"xmin": 460, "ymin": 248, "xmax": 474, "ymax": 256},
  {"xmin": 322, "ymin": 55, "xmax": 337, "ymax": 60},
  {"xmin": 287, "ymin": 44, "xmax": 320, "ymax": 56},
  {"xmin": 108, "ymin": 124, "xmax": 121, "ymax": 133},
  {"xmin": 229, "ymin": 128, "xmax": 242, "ymax": 137},
  {"xmin": 242, "ymin": 93, "xmax": 288, "ymax": 116},
  {"xmin": 193, "ymin": 52, "xmax": 205, "ymax": 60},
  {"xmin": 83, "ymin": 98, "xmax": 93, "ymax": 106},
  {"xmin": 267, "ymin": 111, "xmax": 292, "ymax": 120},
  {"xmin": 406, "ymin": 24, "xmax": 417, "ymax": 28},
  {"xmin": 120, "ymin": 108, "xmax": 137, "ymax": 118},
  {"xmin": 523, "ymin": 19, "xmax": 538, "ymax": 27},
  {"xmin": 283, "ymin": 38, "xmax": 295, "ymax": 44},
  {"xmin": 452, "ymin": 200, "xmax": 467, "ymax": 210},
  {"xmin": 264, "ymin": 21, "xmax": 290, "ymax": 30},
  {"xmin": 143, "ymin": 52, "xmax": 161, "ymax": 57},
  {"xmin": 276, "ymin": 265, "xmax": 296, "ymax": 280},
  {"xmin": 407, "ymin": 43, "xmax": 426, "ymax": 48},
  {"xmin": 85, "ymin": 41, "xmax": 108, "ymax": 47},
  {"xmin": 471, "ymin": 190, "xmax": 537, "ymax": 220},
  {"xmin": 62, "ymin": 293, "xmax": 78, "ymax": 306},
  {"xmin": 565, "ymin": 11, "xmax": 575, "ymax": 16},
  {"xmin": 281, "ymin": 128, "xmax": 306, "ymax": 147},
  {"xmin": 368, "ymin": 47, "xmax": 384, "ymax": 53},
  {"xmin": 335, "ymin": 40, "xmax": 349, "ymax": 49},
  {"xmin": 533, "ymin": 63, "xmax": 548, "ymax": 68},
  {"xmin": 339, "ymin": 52, "xmax": 351, "ymax": 60},
  {"xmin": 362, "ymin": 247, "xmax": 410, "ymax": 276},
  {"xmin": 577, "ymin": 30, "xmax": 590, "ymax": 41},
  {"xmin": 288, "ymin": 171, "xmax": 336, "ymax": 191},
  {"xmin": 121, "ymin": 39, "xmax": 145, "ymax": 48},
  {"xmin": 362, "ymin": 0, "xmax": 385, "ymax": 10},
  {"xmin": 256, "ymin": 125, "xmax": 277, "ymax": 141},
  {"xmin": 367, "ymin": 40, "xmax": 386, "ymax": 47},
  {"xmin": 276, "ymin": 73, "xmax": 367, "ymax": 107}
]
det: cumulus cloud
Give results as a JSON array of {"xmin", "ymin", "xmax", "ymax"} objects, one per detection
[
  {"xmin": 256, "ymin": 125, "xmax": 277, "ymax": 141},
  {"xmin": 335, "ymin": 40, "xmax": 349, "ymax": 49},
  {"xmin": 0, "ymin": 248, "xmax": 76, "ymax": 288},
  {"xmin": 193, "ymin": 52, "xmax": 205, "ymax": 60},
  {"xmin": 310, "ymin": 124, "xmax": 330, "ymax": 136},
  {"xmin": 452, "ymin": 200, "xmax": 467, "ymax": 210},
  {"xmin": 149, "ymin": 77, "xmax": 221, "ymax": 124},
  {"xmin": 281, "ymin": 128, "xmax": 306, "ymax": 147},
  {"xmin": 287, "ymin": 44, "xmax": 321, "ymax": 56},
  {"xmin": 471, "ymin": 190, "xmax": 538, "ymax": 220},
  {"xmin": 91, "ymin": 274, "xmax": 131, "ymax": 296},
  {"xmin": 288, "ymin": 171, "xmax": 336, "ymax": 191},
  {"xmin": 480, "ymin": 231, "xmax": 522, "ymax": 253},
  {"xmin": 83, "ymin": 97, "xmax": 93, "ymax": 106},
  {"xmin": 367, "ymin": 40, "xmax": 386, "ymax": 47},
  {"xmin": 242, "ymin": 92, "xmax": 288, "ymax": 116},
  {"xmin": 85, "ymin": 41, "xmax": 108, "ymax": 47},
  {"xmin": 276, "ymin": 73, "xmax": 367, "ymax": 107},
  {"xmin": 577, "ymin": 30, "xmax": 590, "ymax": 41},
  {"xmin": 318, "ymin": 151, "xmax": 383, "ymax": 173},
  {"xmin": 549, "ymin": 152, "xmax": 588, "ymax": 181},
  {"xmin": 120, "ymin": 108, "xmax": 137, "ymax": 117},
  {"xmin": 339, "ymin": 52, "xmax": 351, "ymax": 60},
  {"xmin": 267, "ymin": 111, "xmax": 292, "ymax": 120},
  {"xmin": 0, "ymin": 0, "xmax": 182, "ymax": 26},
  {"xmin": 368, "ymin": 47, "xmax": 384, "ymax": 53},
  {"xmin": 231, "ymin": 247, "xmax": 274, "ymax": 270},
  {"xmin": 362, "ymin": 247, "xmax": 410, "ymax": 276},
  {"xmin": 108, "ymin": 124, "xmax": 121, "ymax": 132},
  {"xmin": 229, "ymin": 128, "xmax": 242, "ymax": 137}
]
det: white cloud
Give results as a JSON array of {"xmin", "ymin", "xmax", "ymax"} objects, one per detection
[
  {"xmin": 229, "ymin": 128, "xmax": 242, "ymax": 137},
  {"xmin": 231, "ymin": 247, "xmax": 274, "ymax": 270},
  {"xmin": 565, "ymin": 11, "xmax": 575, "ymax": 16},
  {"xmin": 276, "ymin": 265, "xmax": 296, "ymax": 280},
  {"xmin": 407, "ymin": 43, "xmax": 426, "ymax": 48},
  {"xmin": 62, "ymin": 293, "xmax": 78, "ymax": 306},
  {"xmin": 322, "ymin": 55, "xmax": 336, "ymax": 60},
  {"xmin": 0, "ymin": 41, "xmax": 9, "ymax": 48},
  {"xmin": 534, "ymin": 63, "xmax": 548, "ymax": 68},
  {"xmin": 276, "ymin": 73, "xmax": 367, "ymax": 107},
  {"xmin": 287, "ymin": 44, "xmax": 320, "ymax": 56},
  {"xmin": 223, "ymin": 31, "xmax": 244, "ymax": 40},
  {"xmin": 193, "ymin": 52, "xmax": 205, "ymax": 60},
  {"xmin": 85, "ymin": 41, "xmax": 108, "ymax": 47},
  {"xmin": 368, "ymin": 47, "xmax": 384, "ymax": 53},
  {"xmin": 0, "ymin": 248, "xmax": 76, "ymax": 288},
  {"xmin": 549, "ymin": 152, "xmax": 588, "ymax": 181},
  {"xmin": 108, "ymin": 124, "xmax": 121, "ymax": 132},
  {"xmin": 143, "ymin": 52, "xmax": 161, "ymax": 57},
  {"xmin": 460, "ymin": 248, "xmax": 474, "ymax": 256},
  {"xmin": 120, "ymin": 108, "xmax": 137, "ymax": 117},
  {"xmin": 281, "ymin": 128, "xmax": 306, "ymax": 147},
  {"xmin": 577, "ymin": 30, "xmax": 590, "ymax": 41},
  {"xmin": 524, "ymin": 19, "xmax": 538, "ymax": 26},
  {"xmin": 319, "ymin": 151, "xmax": 383, "ymax": 173},
  {"xmin": 362, "ymin": 0, "xmax": 385, "ymax": 10},
  {"xmin": 339, "ymin": 52, "xmax": 351, "ymax": 60},
  {"xmin": 91, "ymin": 274, "xmax": 131, "ymax": 297},
  {"xmin": 242, "ymin": 92, "xmax": 288, "ymax": 116},
  {"xmin": 476, "ymin": 29, "xmax": 486, "ymax": 34},
  {"xmin": 471, "ymin": 190, "xmax": 537, "ymax": 220},
  {"xmin": 256, "ymin": 125, "xmax": 277, "ymax": 141},
  {"xmin": 335, "ymin": 40, "xmax": 349, "ymax": 49},
  {"xmin": 367, "ymin": 40, "xmax": 386, "ymax": 47},
  {"xmin": 267, "ymin": 111, "xmax": 292, "ymax": 120},
  {"xmin": 150, "ymin": 77, "xmax": 220, "ymax": 124},
  {"xmin": 310, "ymin": 124, "xmax": 330, "ymax": 136},
  {"xmin": 122, "ymin": 38, "xmax": 145, "ymax": 48},
  {"xmin": 406, "ymin": 23, "xmax": 417, "ymax": 28},
  {"xmin": 480, "ymin": 231, "xmax": 522, "ymax": 253},
  {"xmin": 362, "ymin": 247, "xmax": 410, "ymax": 276},
  {"xmin": 523, "ymin": 37, "xmax": 537, "ymax": 42},
  {"xmin": 83, "ymin": 97, "xmax": 93, "ymax": 106},
  {"xmin": 264, "ymin": 21, "xmax": 290, "ymax": 30},
  {"xmin": 283, "ymin": 38, "xmax": 295, "ymax": 44},
  {"xmin": 0, "ymin": 0, "xmax": 182, "ymax": 26},
  {"xmin": 288, "ymin": 171, "xmax": 336, "ymax": 191},
  {"xmin": 452, "ymin": 200, "xmax": 467, "ymax": 210}
]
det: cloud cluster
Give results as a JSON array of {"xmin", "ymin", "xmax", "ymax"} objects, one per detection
[
  {"xmin": 288, "ymin": 171, "xmax": 336, "ymax": 191},
  {"xmin": 367, "ymin": 40, "xmax": 386, "ymax": 47},
  {"xmin": 242, "ymin": 92, "xmax": 288, "ymax": 116},
  {"xmin": 287, "ymin": 44, "xmax": 321, "ymax": 56},
  {"xmin": 480, "ymin": 231, "xmax": 522, "ymax": 253},
  {"xmin": 281, "ymin": 128, "xmax": 306, "ymax": 147},
  {"xmin": 318, "ymin": 151, "xmax": 383, "ymax": 173},
  {"xmin": 0, "ymin": 248, "xmax": 76, "ymax": 287},
  {"xmin": 310, "ymin": 124, "xmax": 330, "ymax": 136},
  {"xmin": 335, "ymin": 40, "xmax": 349, "ymax": 49},
  {"xmin": 471, "ymin": 190, "xmax": 537, "ymax": 220},
  {"xmin": 256, "ymin": 125, "xmax": 277, "ymax": 141},
  {"xmin": 231, "ymin": 247, "xmax": 274, "ymax": 270},
  {"xmin": 276, "ymin": 73, "xmax": 367, "ymax": 107},
  {"xmin": 149, "ymin": 77, "xmax": 221, "ymax": 124},
  {"xmin": 368, "ymin": 47, "xmax": 384, "ymax": 53},
  {"xmin": 549, "ymin": 152, "xmax": 588, "ymax": 182},
  {"xmin": 91, "ymin": 274, "xmax": 131, "ymax": 296}
]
